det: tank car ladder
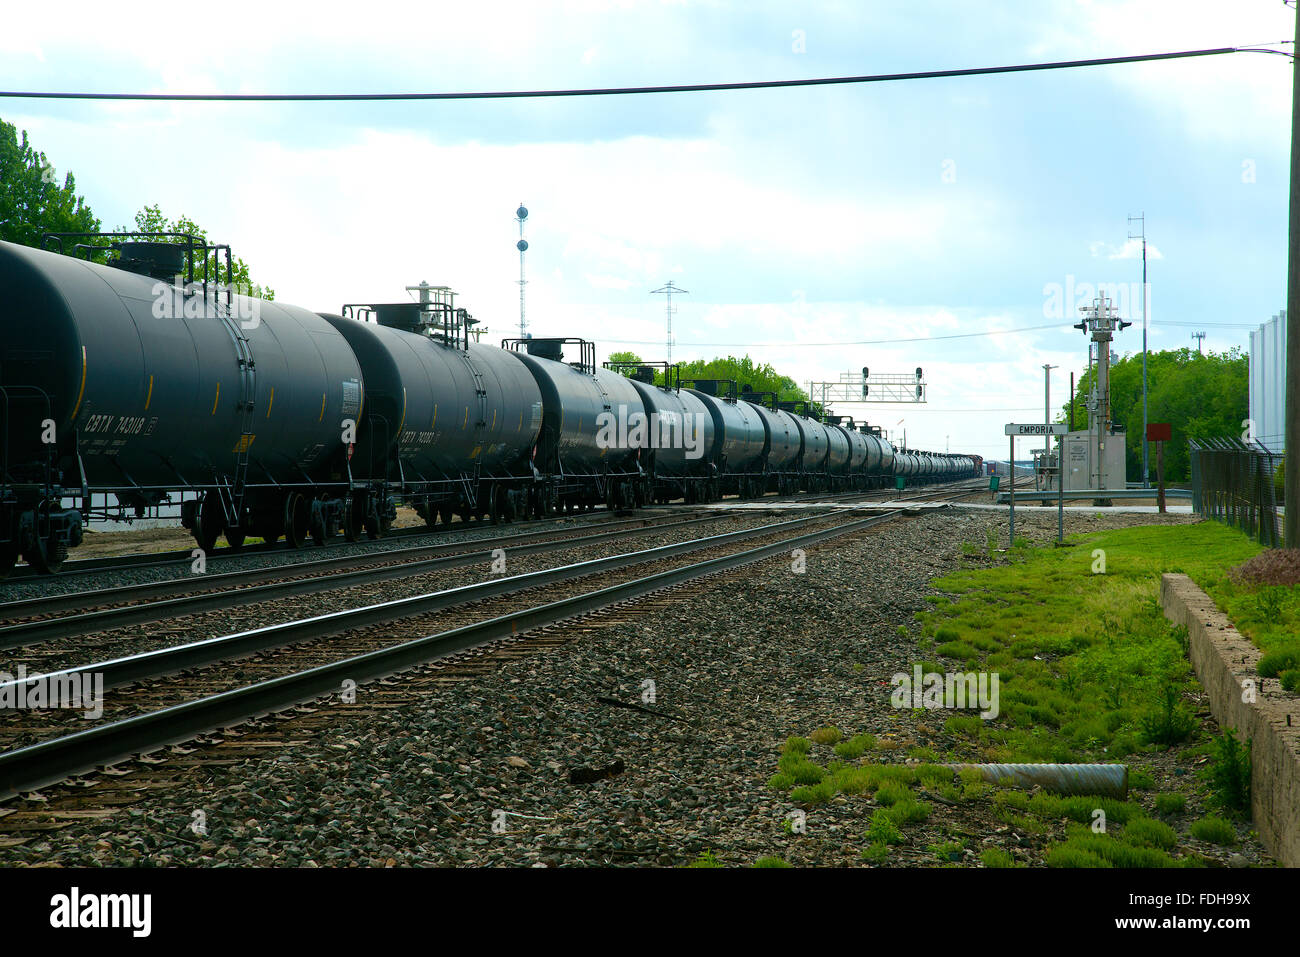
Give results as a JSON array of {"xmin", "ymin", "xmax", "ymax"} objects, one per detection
[{"xmin": 213, "ymin": 296, "xmax": 257, "ymax": 529}]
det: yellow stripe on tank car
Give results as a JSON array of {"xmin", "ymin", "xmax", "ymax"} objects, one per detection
[
  {"xmin": 462, "ymin": 407, "xmax": 468, "ymax": 430},
  {"xmin": 432, "ymin": 404, "xmax": 438, "ymax": 429},
  {"xmin": 144, "ymin": 374, "xmax": 153, "ymax": 412},
  {"xmin": 491, "ymin": 409, "xmax": 497, "ymax": 430},
  {"xmin": 397, "ymin": 388, "xmax": 407, "ymax": 434},
  {"xmin": 266, "ymin": 386, "xmax": 274, "ymax": 419},
  {"xmin": 211, "ymin": 382, "xmax": 221, "ymax": 415},
  {"xmin": 70, "ymin": 346, "xmax": 88, "ymax": 422},
  {"xmin": 319, "ymin": 393, "xmax": 326, "ymax": 422}
]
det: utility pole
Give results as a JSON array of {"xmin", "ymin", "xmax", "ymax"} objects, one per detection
[
  {"xmin": 1043, "ymin": 363, "xmax": 1057, "ymax": 491},
  {"xmin": 1129, "ymin": 213, "xmax": 1149, "ymax": 488},
  {"xmin": 1289, "ymin": 0, "xmax": 1300, "ymax": 548},
  {"xmin": 652, "ymin": 281, "xmax": 688, "ymax": 364},
  {"xmin": 1192, "ymin": 331, "xmax": 1206, "ymax": 354},
  {"xmin": 1043, "ymin": 363, "xmax": 1057, "ymax": 427},
  {"xmin": 515, "ymin": 203, "xmax": 528, "ymax": 339}
]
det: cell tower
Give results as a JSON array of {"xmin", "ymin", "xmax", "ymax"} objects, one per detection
[
  {"xmin": 1192, "ymin": 331, "xmax": 1206, "ymax": 354},
  {"xmin": 651, "ymin": 281, "xmax": 688, "ymax": 364},
  {"xmin": 515, "ymin": 203, "xmax": 528, "ymax": 338}
]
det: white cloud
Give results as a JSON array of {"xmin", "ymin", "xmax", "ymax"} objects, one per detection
[{"xmin": 1092, "ymin": 238, "xmax": 1165, "ymax": 260}]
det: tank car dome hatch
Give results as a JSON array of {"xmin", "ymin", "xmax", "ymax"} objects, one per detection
[
  {"xmin": 111, "ymin": 241, "xmax": 187, "ymax": 280},
  {"xmin": 525, "ymin": 338, "xmax": 565, "ymax": 362},
  {"xmin": 373, "ymin": 302, "xmax": 427, "ymax": 333}
]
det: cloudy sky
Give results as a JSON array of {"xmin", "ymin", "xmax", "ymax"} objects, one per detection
[{"xmin": 1, "ymin": 0, "xmax": 1290, "ymax": 458}]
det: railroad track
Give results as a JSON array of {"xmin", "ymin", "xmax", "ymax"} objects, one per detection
[
  {"xmin": 0, "ymin": 504, "xmax": 672, "ymax": 585},
  {"xmin": 0, "ymin": 475, "xmax": 998, "ymax": 806},
  {"xmin": 0, "ymin": 482, "xmax": 977, "ymax": 649},
  {"xmin": 0, "ymin": 508, "xmax": 749, "ymax": 648},
  {"xmin": 0, "ymin": 497, "xmax": 926, "ymax": 799}
]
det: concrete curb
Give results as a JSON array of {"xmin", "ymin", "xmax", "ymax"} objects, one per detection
[{"xmin": 1160, "ymin": 573, "xmax": 1300, "ymax": 867}]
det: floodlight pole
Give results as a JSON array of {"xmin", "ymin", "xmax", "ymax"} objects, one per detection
[
  {"xmin": 1129, "ymin": 213, "xmax": 1149, "ymax": 488},
  {"xmin": 1288, "ymin": 2, "xmax": 1300, "ymax": 547}
]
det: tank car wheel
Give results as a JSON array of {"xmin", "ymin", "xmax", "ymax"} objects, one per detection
[
  {"xmin": 224, "ymin": 528, "xmax": 246, "ymax": 551},
  {"xmin": 439, "ymin": 505, "xmax": 455, "ymax": 526},
  {"xmin": 284, "ymin": 493, "xmax": 310, "ymax": 549},
  {"xmin": 487, "ymin": 486, "xmax": 502, "ymax": 525},
  {"xmin": 363, "ymin": 505, "xmax": 383, "ymax": 540},
  {"xmin": 191, "ymin": 494, "xmax": 224, "ymax": 553}
]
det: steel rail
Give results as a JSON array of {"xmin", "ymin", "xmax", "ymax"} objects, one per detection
[
  {"xmin": 0, "ymin": 505, "xmax": 674, "ymax": 583},
  {"xmin": 0, "ymin": 506, "xmax": 905, "ymax": 797}
]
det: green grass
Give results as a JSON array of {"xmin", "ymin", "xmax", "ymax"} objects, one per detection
[
  {"xmin": 1128, "ymin": 768, "xmax": 1156, "ymax": 790},
  {"xmin": 909, "ymin": 524, "xmax": 1259, "ymax": 769},
  {"xmin": 833, "ymin": 733, "xmax": 875, "ymax": 759},
  {"xmin": 861, "ymin": 842, "xmax": 891, "ymax": 863},
  {"xmin": 766, "ymin": 522, "xmax": 1264, "ymax": 866},
  {"xmin": 980, "ymin": 847, "xmax": 1018, "ymax": 868},
  {"xmin": 1047, "ymin": 829, "xmax": 1178, "ymax": 868},
  {"xmin": 1122, "ymin": 817, "xmax": 1178, "ymax": 850},
  {"xmin": 1154, "ymin": 793, "xmax": 1187, "ymax": 816},
  {"xmin": 1207, "ymin": 731, "xmax": 1252, "ymax": 816},
  {"xmin": 686, "ymin": 850, "xmax": 722, "ymax": 868},
  {"xmin": 754, "ymin": 856, "xmax": 791, "ymax": 868},
  {"xmin": 1189, "ymin": 815, "xmax": 1238, "ymax": 846},
  {"xmin": 809, "ymin": 726, "xmax": 842, "ymax": 746},
  {"xmin": 865, "ymin": 810, "xmax": 904, "ymax": 846}
]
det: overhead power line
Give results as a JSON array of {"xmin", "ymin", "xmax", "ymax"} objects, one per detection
[
  {"xmin": 602, "ymin": 321, "xmax": 1068, "ymax": 348},
  {"xmin": 0, "ymin": 47, "xmax": 1262, "ymax": 103}
]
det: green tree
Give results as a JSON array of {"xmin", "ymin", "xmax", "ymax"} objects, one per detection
[
  {"xmin": 606, "ymin": 350, "xmax": 643, "ymax": 375},
  {"xmin": 124, "ymin": 204, "xmax": 275, "ymax": 300},
  {"xmin": 0, "ymin": 117, "xmax": 100, "ymax": 248},
  {"xmin": 670, "ymin": 355, "xmax": 812, "ymax": 407},
  {"xmin": 1061, "ymin": 347, "xmax": 1247, "ymax": 481}
]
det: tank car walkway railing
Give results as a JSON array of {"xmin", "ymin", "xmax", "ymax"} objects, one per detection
[{"xmin": 1189, "ymin": 437, "xmax": 1283, "ymax": 547}]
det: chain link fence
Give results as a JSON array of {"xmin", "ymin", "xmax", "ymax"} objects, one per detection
[{"xmin": 1190, "ymin": 438, "xmax": 1283, "ymax": 547}]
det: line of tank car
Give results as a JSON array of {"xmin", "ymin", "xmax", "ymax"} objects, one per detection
[{"xmin": 0, "ymin": 238, "xmax": 981, "ymax": 574}]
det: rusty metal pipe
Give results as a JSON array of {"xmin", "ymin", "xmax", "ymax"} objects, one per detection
[{"xmin": 944, "ymin": 763, "xmax": 1128, "ymax": 799}]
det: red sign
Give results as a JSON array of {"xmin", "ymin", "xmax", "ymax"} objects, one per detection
[{"xmin": 1146, "ymin": 423, "xmax": 1172, "ymax": 442}]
